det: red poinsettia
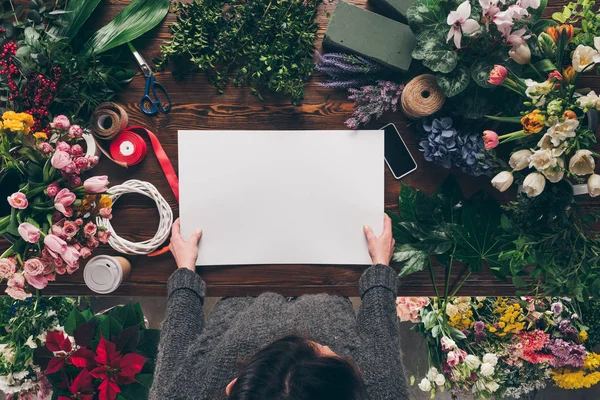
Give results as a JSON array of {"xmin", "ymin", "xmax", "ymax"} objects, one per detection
[
  {"xmin": 87, "ymin": 335, "xmax": 148, "ymax": 400},
  {"xmin": 58, "ymin": 369, "xmax": 94, "ymax": 400},
  {"xmin": 45, "ymin": 330, "xmax": 74, "ymax": 374}
]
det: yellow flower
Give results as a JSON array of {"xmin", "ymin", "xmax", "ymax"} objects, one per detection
[
  {"xmin": 563, "ymin": 66, "xmax": 576, "ymax": 84},
  {"xmin": 3, "ymin": 119, "xmax": 25, "ymax": 132},
  {"xmin": 552, "ymin": 353, "xmax": 600, "ymax": 389},
  {"xmin": 580, "ymin": 330, "xmax": 589, "ymax": 342},
  {"xmin": 33, "ymin": 132, "xmax": 48, "ymax": 140},
  {"xmin": 16, "ymin": 112, "xmax": 34, "ymax": 128},
  {"xmin": 99, "ymin": 195, "xmax": 112, "ymax": 209},
  {"xmin": 521, "ymin": 110, "xmax": 546, "ymax": 135},
  {"xmin": 2, "ymin": 111, "xmax": 18, "ymax": 121}
]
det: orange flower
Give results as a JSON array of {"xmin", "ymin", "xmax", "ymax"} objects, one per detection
[
  {"xmin": 33, "ymin": 131, "xmax": 48, "ymax": 140},
  {"xmin": 562, "ymin": 66, "xmax": 576, "ymax": 84},
  {"xmin": 546, "ymin": 24, "xmax": 574, "ymax": 43},
  {"xmin": 521, "ymin": 110, "xmax": 546, "ymax": 135},
  {"xmin": 99, "ymin": 195, "xmax": 112, "ymax": 209},
  {"xmin": 562, "ymin": 110, "xmax": 577, "ymax": 120}
]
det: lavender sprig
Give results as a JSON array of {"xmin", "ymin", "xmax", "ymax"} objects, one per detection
[
  {"xmin": 345, "ymin": 80, "xmax": 404, "ymax": 129},
  {"xmin": 316, "ymin": 51, "xmax": 384, "ymax": 89}
]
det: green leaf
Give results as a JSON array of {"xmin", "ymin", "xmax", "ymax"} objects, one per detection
[
  {"xmin": 534, "ymin": 59, "xmax": 557, "ymax": 72},
  {"xmin": 83, "ymin": 0, "xmax": 170, "ymax": 55},
  {"xmin": 50, "ymin": 0, "xmax": 101, "ymax": 41},
  {"xmin": 137, "ymin": 329, "xmax": 161, "ymax": 358},
  {"xmin": 64, "ymin": 309, "xmax": 87, "ymax": 336},
  {"xmin": 412, "ymin": 33, "xmax": 458, "ymax": 74},
  {"xmin": 393, "ymin": 245, "xmax": 428, "ymax": 277},
  {"xmin": 436, "ymin": 65, "xmax": 469, "ymax": 97},
  {"xmin": 136, "ymin": 374, "xmax": 154, "ymax": 390},
  {"xmin": 24, "ymin": 26, "xmax": 40, "ymax": 48},
  {"xmin": 431, "ymin": 325, "xmax": 441, "ymax": 338},
  {"xmin": 406, "ymin": 0, "xmax": 446, "ymax": 34},
  {"xmin": 471, "ymin": 58, "xmax": 495, "ymax": 89},
  {"xmin": 529, "ymin": 0, "xmax": 547, "ymax": 23},
  {"xmin": 97, "ymin": 315, "xmax": 123, "ymax": 341},
  {"xmin": 399, "ymin": 183, "xmax": 417, "ymax": 222},
  {"xmin": 449, "ymin": 326, "xmax": 467, "ymax": 340},
  {"xmin": 485, "ymin": 114, "xmax": 523, "ymax": 123}
]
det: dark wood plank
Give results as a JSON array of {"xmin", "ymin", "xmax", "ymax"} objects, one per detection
[{"xmin": 1, "ymin": 0, "xmax": 598, "ymax": 297}]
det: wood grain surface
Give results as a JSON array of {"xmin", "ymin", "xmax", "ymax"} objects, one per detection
[{"xmin": 1, "ymin": 0, "xmax": 598, "ymax": 297}]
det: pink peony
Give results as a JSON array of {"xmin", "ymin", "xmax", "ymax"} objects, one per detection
[
  {"xmin": 51, "ymin": 150, "xmax": 71, "ymax": 169},
  {"xmin": 56, "ymin": 141, "xmax": 71, "ymax": 152},
  {"xmin": 99, "ymin": 207, "xmax": 112, "ymax": 219},
  {"xmin": 488, "ymin": 65, "xmax": 508, "ymax": 85},
  {"xmin": 54, "ymin": 188, "xmax": 76, "ymax": 216},
  {"xmin": 38, "ymin": 142, "xmax": 53, "ymax": 153},
  {"xmin": 69, "ymin": 125, "xmax": 83, "ymax": 138},
  {"xmin": 70, "ymin": 144, "xmax": 84, "ymax": 157},
  {"xmin": 97, "ymin": 230, "xmax": 111, "ymax": 244},
  {"xmin": 79, "ymin": 247, "xmax": 92, "ymax": 259},
  {"xmin": 23, "ymin": 258, "xmax": 46, "ymax": 276},
  {"xmin": 18, "ymin": 222, "xmax": 40, "ymax": 243},
  {"xmin": 396, "ymin": 297, "xmax": 430, "ymax": 323},
  {"xmin": 0, "ymin": 258, "xmax": 17, "ymax": 279},
  {"xmin": 62, "ymin": 221, "xmax": 79, "ymax": 240},
  {"xmin": 5, "ymin": 285, "xmax": 31, "ymax": 300},
  {"xmin": 44, "ymin": 234, "xmax": 67, "ymax": 258},
  {"xmin": 51, "ymin": 115, "xmax": 70, "ymax": 130},
  {"xmin": 83, "ymin": 222, "xmax": 97, "ymax": 237},
  {"xmin": 46, "ymin": 183, "xmax": 60, "ymax": 198},
  {"xmin": 7, "ymin": 192, "xmax": 28, "ymax": 209},
  {"xmin": 75, "ymin": 156, "xmax": 89, "ymax": 169},
  {"xmin": 483, "ymin": 130, "xmax": 499, "ymax": 150},
  {"xmin": 83, "ymin": 176, "xmax": 109, "ymax": 193}
]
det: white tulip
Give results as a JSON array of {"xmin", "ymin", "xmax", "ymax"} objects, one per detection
[
  {"xmin": 522, "ymin": 172, "xmax": 546, "ymax": 197},
  {"xmin": 572, "ymin": 44, "xmax": 600, "ymax": 72},
  {"xmin": 434, "ymin": 373, "xmax": 446, "ymax": 387},
  {"xmin": 426, "ymin": 367, "xmax": 439, "ymax": 381},
  {"xmin": 529, "ymin": 149, "xmax": 557, "ymax": 171},
  {"xmin": 418, "ymin": 378, "xmax": 432, "ymax": 392},
  {"xmin": 569, "ymin": 150, "xmax": 595, "ymax": 175},
  {"xmin": 546, "ymin": 119, "xmax": 579, "ymax": 147},
  {"xmin": 482, "ymin": 353, "xmax": 498, "ymax": 367},
  {"xmin": 465, "ymin": 354, "xmax": 482, "ymax": 370},
  {"xmin": 491, "ymin": 171, "xmax": 514, "ymax": 192},
  {"xmin": 480, "ymin": 362, "xmax": 495, "ymax": 377},
  {"xmin": 542, "ymin": 158, "xmax": 565, "ymax": 183},
  {"xmin": 509, "ymin": 43, "xmax": 531, "ymax": 65},
  {"xmin": 509, "ymin": 149, "xmax": 532, "ymax": 171},
  {"xmin": 588, "ymin": 174, "xmax": 600, "ymax": 197}
]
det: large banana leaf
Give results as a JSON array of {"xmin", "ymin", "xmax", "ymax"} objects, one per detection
[
  {"xmin": 51, "ymin": 0, "xmax": 102, "ymax": 41},
  {"xmin": 83, "ymin": 0, "xmax": 171, "ymax": 56}
]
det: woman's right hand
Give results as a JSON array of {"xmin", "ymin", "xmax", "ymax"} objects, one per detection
[
  {"xmin": 169, "ymin": 218, "xmax": 203, "ymax": 272},
  {"xmin": 363, "ymin": 214, "xmax": 395, "ymax": 266}
]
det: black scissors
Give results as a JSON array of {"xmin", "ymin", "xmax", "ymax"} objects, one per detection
[{"xmin": 128, "ymin": 42, "xmax": 172, "ymax": 115}]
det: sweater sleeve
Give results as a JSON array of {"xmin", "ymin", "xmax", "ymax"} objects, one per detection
[
  {"xmin": 356, "ymin": 264, "xmax": 410, "ymax": 400},
  {"xmin": 149, "ymin": 268, "xmax": 206, "ymax": 400}
]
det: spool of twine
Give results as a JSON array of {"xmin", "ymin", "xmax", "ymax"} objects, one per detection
[
  {"xmin": 91, "ymin": 102, "xmax": 129, "ymax": 140},
  {"xmin": 401, "ymin": 74, "xmax": 445, "ymax": 119}
]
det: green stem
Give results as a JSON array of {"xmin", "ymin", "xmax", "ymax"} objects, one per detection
[
  {"xmin": 450, "ymin": 272, "xmax": 472, "ymax": 298},
  {"xmin": 427, "ymin": 258, "xmax": 441, "ymax": 300},
  {"xmin": 529, "ymin": 63, "xmax": 545, "ymax": 80}
]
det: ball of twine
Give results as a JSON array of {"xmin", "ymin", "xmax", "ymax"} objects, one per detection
[{"xmin": 401, "ymin": 74, "xmax": 445, "ymax": 119}]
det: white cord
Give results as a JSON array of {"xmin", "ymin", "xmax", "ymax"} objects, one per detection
[{"xmin": 96, "ymin": 179, "xmax": 173, "ymax": 255}]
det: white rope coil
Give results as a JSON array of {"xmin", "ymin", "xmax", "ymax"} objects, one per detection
[{"xmin": 96, "ymin": 179, "xmax": 173, "ymax": 255}]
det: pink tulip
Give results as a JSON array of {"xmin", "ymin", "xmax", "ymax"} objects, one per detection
[
  {"xmin": 56, "ymin": 141, "xmax": 71, "ymax": 152},
  {"xmin": 51, "ymin": 150, "xmax": 71, "ymax": 169},
  {"xmin": 548, "ymin": 70, "xmax": 563, "ymax": 81},
  {"xmin": 69, "ymin": 125, "xmax": 83, "ymax": 138},
  {"xmin": 63, "ymin": 161, "xmax": 78, "ymax": 174},
  {"xmin": 44, "ymin": 234, "xmax": 67, "ymax": 258},
  {"xmin": 7, "ymin": 192, "xmax": 28, "ymax": 209},
  {"xmin": 488, "ymin": 65, "xmax": 508, "ymax": 85},
  {"xmin": 62, "ymin": 246, "xmax": 80, "ymax": 267},
  {"xmin": 483, "ymin": 130, "xmax": 500, "ymax": 150},
  {"xmin": 18, "ymin": 222, "xmax": 40, "ymax": 243},
  {"xmin": 46, "ymin": 183, "xmax": 60, "ymax": 198},
  {"xmin": 51, "ymin": 115, "xmax": 70, "ymax": 130},
  {"xmin": 24, "ymin": 273, "xmax": 48, "ymax": 290},
  {"xmin": 54, "ymin": 188, "xmax": 76, "ymax": 216},
  {"xmin": 23, "ymin": 258, "xmax": 46, "ymax": 276},
  {"xmin": 83, "ymin": 176, "xmax": 109, "ymax": 193}
]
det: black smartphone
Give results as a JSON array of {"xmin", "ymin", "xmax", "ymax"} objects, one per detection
[{"xmin": 382, "ymin": 123, "xmax": 418, "ymax": 179}]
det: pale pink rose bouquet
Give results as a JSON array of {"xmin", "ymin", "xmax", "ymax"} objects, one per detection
[{"xmin": 0, "ymin": 112, "xmax": 113, "ymax": 299}]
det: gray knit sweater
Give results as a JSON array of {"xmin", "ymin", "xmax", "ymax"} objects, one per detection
[{"xmin": 149, "ymin": 265, "xmax": 409, "ymax": 400}]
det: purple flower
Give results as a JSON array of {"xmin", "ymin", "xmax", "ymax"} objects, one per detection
[
  {"xmin": 345, "ymin": 81, "xmax": 404, "ymax": 129},
  {"xmin": 551, "ymin": 302, "xmax": 563, "ymax": 315},
  {"xmin": 546, "ymin": 338, "xmax": 586, "ymax": 368},
  {"xmin": 559, "ymin": 319, "xmax": 578, "ymax": 340},
  {"xmin": 475, "ymin": 321, "xmax": 485, "ymax": 332}
]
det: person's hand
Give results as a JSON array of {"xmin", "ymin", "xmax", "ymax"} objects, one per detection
[
  {"xmin": 363, "ymin": 214, "xmax": 395, "ymax": 266},
  {"xmin": 169, "ymin": 218, "xmax": 202, "ymax": 271}
]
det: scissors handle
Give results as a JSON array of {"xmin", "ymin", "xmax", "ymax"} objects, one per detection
[{"xmin": 140, "ymin": 76, "xmax": 172, "ymax": 115}]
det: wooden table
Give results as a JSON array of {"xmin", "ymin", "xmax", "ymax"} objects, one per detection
[{"xmin": 2, "ymin": 0, "xmax": 598, "ymax": 297}]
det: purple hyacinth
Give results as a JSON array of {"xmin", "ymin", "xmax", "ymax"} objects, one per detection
[
  {"xmin": 345, "ymin": 81, "xmax": 404, "ymax": 129},
  {"xmin": 546, "ymin": 338, "xmax": 586, "ymax": 368}
]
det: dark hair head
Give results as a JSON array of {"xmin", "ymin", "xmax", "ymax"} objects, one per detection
[{"xmin": 228, "ymin": 335, "xmax": 367, "ymax": 400}]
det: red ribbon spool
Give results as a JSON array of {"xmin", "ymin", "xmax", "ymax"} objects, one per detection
[{"xmin": 109, "ymin": 130, "xmax": 148, "ymax": 166}]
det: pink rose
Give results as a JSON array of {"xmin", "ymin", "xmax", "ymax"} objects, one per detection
[
  {"xmin": 62, "ymin": 246, "xmax": 80, "ymax": 267},
  {"xmin": 483, "ymin": 130, "xmax": 499, "ymax": 150},
  {"xmin": 7, "ymin": 273, "xmax": 25, "ymax": 288},
  {"xmin": 23, "ymin": 258, "xmax": 46, "ymax": 276},
  {"xmin": 83, "ymin": 176, "xmax": 109, "ymax": 193},
  {"xmin": 66, "ymin": 261, "xmax": 79, "ymax": 274},
  {"xmin": 44, "ymin": 234, "xmax": 67, "ymax": 258},
  {"xmin": 70, "ymin": 144, "xmax": 84, "ymax": 157},
  {"xmin": 83, "ymin": 222, "xmax": 97, "ymax": 238},
  {"xmin": 396, "ymin": 297, "xmax": 430, "ymax": 323},
  {"xmin": 51, "ymin": 150, "xmax": 71, "ymax": 169},
  {"xmin": 7, "ymin": 192, "xmax": 28, "ymax": 209},
  {"xmin": 43, "ymin": 261, "xmax": 55, "ymax": 274},
  {"xmin": 75, "ymin": 156, "xmax": 89, "ymax": 169},
  {"xmin": 56, "ymin": 141, "xmax": 71, "ymax": 152},
  {"xmin": 79, "ymin": 247, "xmax": 92, "ymax": 259},
  {"xmin": 75, "ymin": 218, "xmax": 83, "ymax": 226},
  {"xmin": 69, "ymin": 125, "xmax": 83, "ymax": 138},
  {"xmin": 97, "ymin": 230, "xmax": 111, "ymax": 244},
  {"xmin": 63, "ymin": 221, "xmax": 79, "ymax": 240},
  {"xmin": 99, "ymin": 207, "xmax": 112, "ymax": 219},
  {"xmin": 46, "ymin": 183, "xmax": 60, "ymax": 198},
  {"xmin": 18, "ymin": 222, "xmax": 40, "ymax": 243},
  {"xmin": 5, "ymin": 286, "xmax": 31, "ymax": 300},
  {"xmin": 55, "ymin": 264, "xmax": 66, "ymax": 274},
  {"xmin": 0, "ymin": 258, "xmax": 17, "ymax": 279},
  {"xmin": 88, "ymin": 156, "xmax": 99, "ymax": 166},
  {"xmin": 488, "ymin": 65, "xmax": 508, "ymax": 85},
  {"xmin": 51, "ymin": 115, "xmax": 70, "ymax": 130},
  {"xmin": 446, "ymin": 350, "xmax": 461, "ymax": 367},
  {"xmin": 53, "ymin": 257, "xmax": 64, "ymax": 268},
  {"xmin": 54, "ymin": 188, "xmax": 76, "ymax": 216},
  {"xmin": 87, "ymin": 236, "xmax": 99, "ymax": 249},
  {"xmin": 63, "ymin": 161, "xmax": 78, "ymax": 174},
  {"xmin": 68, "ymin": 175, "xmax": 82, "ymax": 189},
  {"xmin": 51, "ymin": 224, "xmax": 66, "ymax": 239},
  {"xmin": 38, "ymin": 142, "xmax": 53, "ymax": 153}
]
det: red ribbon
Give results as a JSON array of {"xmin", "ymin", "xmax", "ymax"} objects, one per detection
[{"xmin": 109, "ymin": 126, "xmax": 179, "ymax": 202}]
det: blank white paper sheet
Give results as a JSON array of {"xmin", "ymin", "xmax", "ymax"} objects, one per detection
[{"xmin": 178, "ymin": 130, "xmax": 384, "ymax": 266}]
